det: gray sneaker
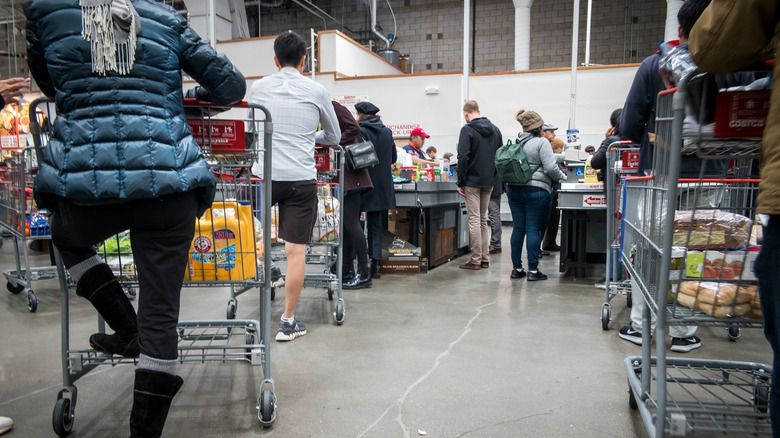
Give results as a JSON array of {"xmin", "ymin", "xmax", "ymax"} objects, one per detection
[{"xmin": 275, "ymin": 318, "xmax": 307, "ymax": 342}]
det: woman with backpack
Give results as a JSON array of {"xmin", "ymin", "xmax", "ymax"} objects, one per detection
[{"xmin": 506, "ymin": 110, "xmax": 567, "ymax": 281}]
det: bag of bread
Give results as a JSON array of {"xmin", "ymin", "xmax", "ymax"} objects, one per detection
[
  {"xmin": 673, "ymin": 210, "xmax": 752, "ymax": 249},
  {"xmin": 678, "ymin": 281, "xmax": 758, "ymax": 318}
]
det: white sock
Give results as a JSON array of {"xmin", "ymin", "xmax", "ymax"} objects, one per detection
[
  {"xmin": 530, "ymin": 270, "xmax": 538, "ymax": 274},
  {"xmin": 515, "ymin": 268, "xmax": 525, "ymax": 272},
  {"xmin": 281, "ymin": 315, "xmax": 294, "ymax": 324}
]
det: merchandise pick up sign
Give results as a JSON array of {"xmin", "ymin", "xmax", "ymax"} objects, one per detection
[{"xmin": 582, "ymin": 195, "xmax": 606, "ymax": 207}]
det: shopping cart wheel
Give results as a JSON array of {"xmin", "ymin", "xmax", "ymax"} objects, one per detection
[
  {"xmin": 334, "ymin": 303, "xmax": 345, "ymax": 325},
  {"xmin": 727, "ymin": 325, "xmax": 741, "ymax": 341},
  {"xmin": 244, "ymin": 331, "xmax": 255, "ymax": 361},
  {"xmin": 226, "ymin": 299, "xmax": 237, "ymax": 320},
  {"xmin": 27, "ymin": 291, "xmax": 38, "ymax": 313},
  {"xmin": 258, "ymin": 390, "xmax": 275, "ymax": 426},
  {"xmin": 124, "ymin": 287, "xmax": 136, "ymax": 301},
  {"xmin": 601, "ymin": 304, "xmax": 610, "ymax": 331},
  {"xmin": 327, "ymin": 287, "xmax": 334, "ymax": 301},
  {"xmin": 628, "ymin": 383, "xmax": 638, "ymax": 410},
  {"xmin": 6, "ymin": 281, "xmax": 23, "ymax": 294},
  {"xmin": 52, "ymin": 397, "xmax": 74, "ymax": 436},
  {"xmin": 626, "ymin": 292, "xmax": 632, "ymax": 308},
  {"xmin": 754, "ymin": 378, "xmax": 770, "ymax": 413},
  {"xmin": 270, "ymin": 287, "xmax": 276, "ymax": 301}
]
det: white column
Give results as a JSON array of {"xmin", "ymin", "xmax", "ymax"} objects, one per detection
[
  {"xmin": 665, "ymin": 0, "xmax": 684, "ymax": 42},
  {"xmin": 569, "ymin": 0, "xmax": 579, "ymax": 130},
  {"xmin": 208, "ymin": 0, "xmax": 216, "ymax": 47},
  {"xmin": 462, "ymin": 0, "xmax": 470, "ymax": 105},
  {"xmin": 513, "ymin": 0, "xmax": 533, "ymax": 71}
]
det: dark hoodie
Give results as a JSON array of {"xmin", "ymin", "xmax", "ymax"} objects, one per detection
[
  {"xmin": 359, "ymin": 116, "xmax": 397, "ymax": 212},
  {"xmin": 457, "ymin": 117, "xmax": 503, "ymax": 188}
]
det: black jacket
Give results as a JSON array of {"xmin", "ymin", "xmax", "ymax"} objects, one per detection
[
  {"xmin": 620, "ymin": 46, "xmax": 724, "ymax": 178},
  {"xmin": 591, "ymin": 134, "xmax": 623, "ymax": 182},
  {"xmin": 359, "ymin": 116, "xmax": 397, "ymax": 212},
  {"xmin": 456, "ymin": 117, "xmax": 502, "ymax": 188}
]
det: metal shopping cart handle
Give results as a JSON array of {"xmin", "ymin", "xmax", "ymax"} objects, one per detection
[{"xmin": 28, "ymin": 96, "xmax": 53, "ymax": 170}]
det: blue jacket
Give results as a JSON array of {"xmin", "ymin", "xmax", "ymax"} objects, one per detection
[{"xmin": 24, "ymin": 0, "xmax": 246, "ymax": 216}]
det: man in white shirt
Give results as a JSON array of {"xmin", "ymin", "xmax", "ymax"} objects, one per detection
[{"xmin": 248, "ymin": 31, "xmax": 341, "ymax": 342}]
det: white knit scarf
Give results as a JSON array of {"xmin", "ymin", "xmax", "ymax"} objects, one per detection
[{"xmin": 80, "ymin": 0, "xmax": 141, "ymax": 75}]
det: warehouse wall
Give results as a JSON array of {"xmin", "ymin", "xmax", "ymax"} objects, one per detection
[{"xmin": 256, "ymin": 0, "xmax": 668, "ymax": 73}]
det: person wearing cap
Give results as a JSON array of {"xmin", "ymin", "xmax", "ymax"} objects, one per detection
[
  {"xmin": 248, "ymin": 30, "xmax": 341, "ymax": 343},
  {"xmin": 331, "ymin": 101, "xmax": 374, "ymax": 290},
  {"xmin": 403, "ymin": 127, "xmax": 440, "ymax": 167},
  {"xmin": 507, "ymin": 110, "xmax": 566, "ymax": 281},
  {"xmin": 584, "ymin": 145, "xmax": 596, "ymax": 155},
  {"xmin": 456, "ymin": 100, "xmax": 503, "ymax": 270},
  {"xmin": 355, "ymin": 101, "xmax": 397, "ymax": 278},
  {"xmin": 542, "ymin": 122, "xmax": 558, "ymax": 142}
]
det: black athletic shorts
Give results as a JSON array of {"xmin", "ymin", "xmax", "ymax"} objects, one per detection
[{"xmin": 272, "ymin": 180, "xmax": 318, "ymax": 244}]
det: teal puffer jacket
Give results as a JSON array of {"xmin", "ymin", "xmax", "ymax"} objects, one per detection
[{"xmin": 24, "ymin": 0, "xmax": 246, "ymax": 216}]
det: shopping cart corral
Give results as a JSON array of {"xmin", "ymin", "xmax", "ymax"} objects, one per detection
[
  {"xmin": 621, "ymin": 71, "xmax": 771, "ymax": 437},
  {"xmin": 28, "ymin": 97, "xmax": 280, "ymax": 435},
  {"xmin": 0, "ymin": 111, "xmax": 60, "ymax": 312}
]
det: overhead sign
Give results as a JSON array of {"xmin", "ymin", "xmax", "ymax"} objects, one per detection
[
  {"xmin": 386, "ymin": 123, "xmax": 423, "ymax": 137},
  {"xmin": 332, "ymin": 95, "xmax": 370, "ymax": 119}
]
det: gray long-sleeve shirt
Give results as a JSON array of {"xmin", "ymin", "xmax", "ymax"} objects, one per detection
[
  {"xmin": 249, "ymin": 67, "xmax": 341, "ymax": 181},
  {"xmin": 513, "ymin": 133, "xmax": 567, "ymax": 194}
]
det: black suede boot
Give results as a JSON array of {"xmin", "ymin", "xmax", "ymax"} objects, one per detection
[
  {"xmin": 76, "ymin": 264, "xmax": 139, "ymax": 358},
  {"xmin": 370, "ymin": 259, "xmax": 381, "ymax": 279},
  {"xmin": 129, "ymin": 369, "xmax": 184, "ymax": 438},
  {"xmin": 343, "ymin": 264, "xmax": 372, "ymax": 289},
  {"xmin": 331, "ymin": 261, "xmax": 355, "ymax": 282}
]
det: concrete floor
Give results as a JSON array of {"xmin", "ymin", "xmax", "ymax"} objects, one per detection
[{"xmin": 0, "ymin": 229, "xmax": 773, "ymax": 438}]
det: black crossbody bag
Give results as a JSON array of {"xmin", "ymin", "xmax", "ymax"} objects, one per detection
[{"xmin": 344, "ymin": 135, "xmax": 379, "ymax": 171}]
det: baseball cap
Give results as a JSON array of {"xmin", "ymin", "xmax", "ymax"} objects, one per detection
[
  {"xmin": 410, "ymin": 127, "xmax": 430, "ymax": 138},
  {"xmin": 542, "ymin": 123, "xmax": 558, "ymax": 131}
]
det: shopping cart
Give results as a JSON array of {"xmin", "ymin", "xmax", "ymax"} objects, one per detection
[
  {"xmin": 621, "ymin": 70, "xmax": 771, "ymax": 437},
  {"xmin": 0, "ymin": 109, "xmax": 59, "ymax": 312},
  {"xmin": 270, "ymin": 144, "xmax": 346, "ymax": 325},
  {"xmin": 602, "ymin": 141, "xmax": 638, "ymax": 330},
  {"xmin": 28, "ymin": 97, "xmax": 280, "ymax": 435}
]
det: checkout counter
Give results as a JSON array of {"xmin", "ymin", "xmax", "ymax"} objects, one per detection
[
  {"xmin": 391, "ymin": 181, "xmax": 468, "ymax": 269},
  {"xmin": 557, "ymin": 159, "xmax": 607, "ymax": 277}
]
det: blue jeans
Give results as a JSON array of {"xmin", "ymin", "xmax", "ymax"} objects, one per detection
[
  {"xmin": 506, "ymin": 185, "xmax": 552, "ymax": 271},
  {"xmin": 756, "ymin": 215, "xmax": 780, "ymax": 435}
]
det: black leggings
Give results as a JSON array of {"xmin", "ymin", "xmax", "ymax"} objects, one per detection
[
  {"xmin": 50, "ymin": 191, "xmax": 199, "ymax": 360},
  {"xmin": 342, "ymin": 191, "xmax": 368, "ymax": 268}
]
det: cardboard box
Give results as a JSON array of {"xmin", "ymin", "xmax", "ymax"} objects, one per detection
[{"xmin": 714, "ymin": 90, "xmax": 770, "ymax": 138}]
